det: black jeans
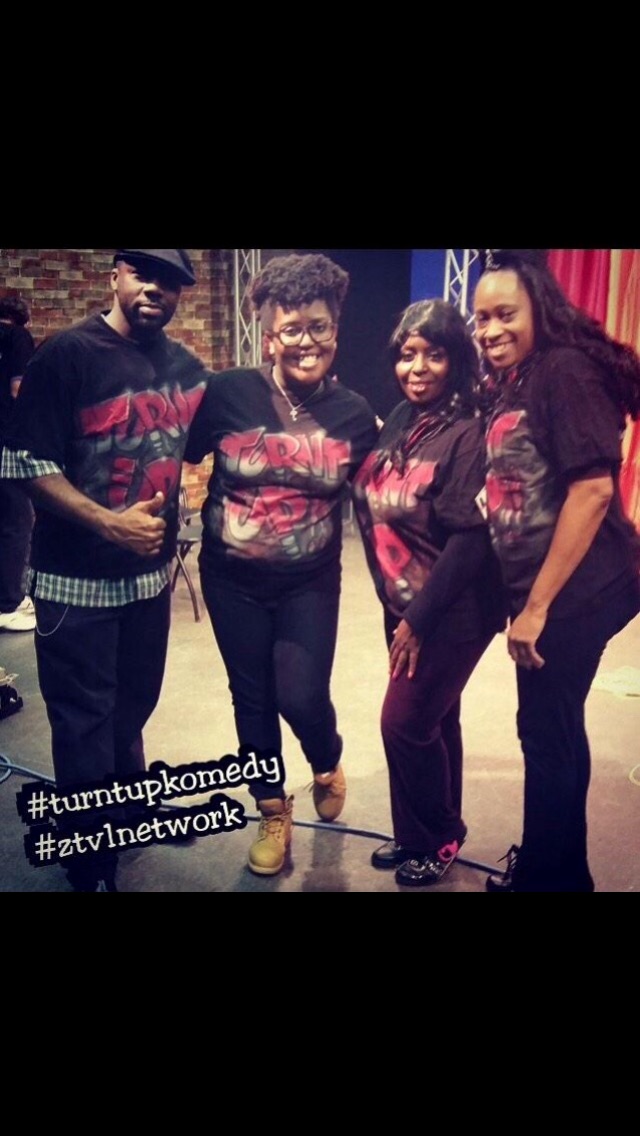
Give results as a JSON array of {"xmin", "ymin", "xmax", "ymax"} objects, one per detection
[
  {"xmin": 34, "ymin": 589, "xmax": 171, "ymax": 796},
  {"xmin": 513, "ymin": 580, "xmax": 640, "ymax": 892},
  {"xmin": 201, "ymin": 575, "xmax": 343, "ymax": 802},
  {"xmin": 0, "ymin": 479, "xmax": 33, "ymax": 611}
]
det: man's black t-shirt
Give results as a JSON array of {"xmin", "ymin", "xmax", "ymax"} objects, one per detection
[{"xmin": 6, "ymin": 314, "xmax": 208, "ymax": 578}]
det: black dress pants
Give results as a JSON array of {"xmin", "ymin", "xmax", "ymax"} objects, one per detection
[
  {"xmin": 34, "ymin": 588, "xmax": 171, "ymax": 793},
  {"xmin": 514, "ymin": 580, "xmax": 640, "ymax": 892},
  {"xmin": 0, "ymin": 479, "xmax": 33, "ymax": 611}
]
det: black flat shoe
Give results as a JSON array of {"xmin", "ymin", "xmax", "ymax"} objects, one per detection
[
  {"xmin": 93, "ymin": 875, "xmax": 118, "ymax": 893},
  {"xmin": 486, "ymin": 844, "xmax": 519, "ymax": 892},
  {"xmin": 371, "ymin": 840, "xmax": 414, "ymax": 870},
  {"xmin": 66, "ymin": 853, "xmax": 119, "ymax": 893},
  {"xmin": 395, "ymin": 842, "xmax": 462, "ymax": 888},
  {"xmin": 68, "ymin": 872, "xmax": 118, "ymax": 893}
]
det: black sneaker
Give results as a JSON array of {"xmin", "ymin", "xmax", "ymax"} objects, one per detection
[
  {"xmin": 486, "ymin": 844, "xmax": 519, "ymax": 892},
  {"xmin": 395, "ymin": 839, "xmax": 463, "ymax": 887},
  {"xmin": 0, "ymin": 682, "xmax": 23, "ymax": 720}
]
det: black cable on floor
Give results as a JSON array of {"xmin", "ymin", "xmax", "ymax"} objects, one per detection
[
  {"xmin": 0, "ymin": 752, "xmax": 55, "ymax": 786},
  {"xmin": 243, "ymin": 812, "xmax": 501, "ymax": 876},
  {"xmin": 0, "ymin": 753, "xmax": 501, "ymax": 877}
]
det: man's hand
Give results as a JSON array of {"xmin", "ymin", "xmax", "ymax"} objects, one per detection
[
  {"xmin": 103, "ymin": 493, "xmax": 167, "ymax": 556},
  {"xmin": 26, "ymin": 475, "xmax": 169, "ymax": 557}
]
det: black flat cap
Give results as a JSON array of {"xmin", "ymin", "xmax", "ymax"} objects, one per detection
[{"xmin": 113, "ymin": 249, "xmax": 197, "ymax": 286}]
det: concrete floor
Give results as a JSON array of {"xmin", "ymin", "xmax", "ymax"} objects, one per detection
[{"xmin": 1, "ymin": 529, "xmax": 639, "ymax": 893}]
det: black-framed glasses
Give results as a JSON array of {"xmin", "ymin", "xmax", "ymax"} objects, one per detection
[{"xmin": 270, "ymin": 319, "xmax": 336, "ymax": 347}]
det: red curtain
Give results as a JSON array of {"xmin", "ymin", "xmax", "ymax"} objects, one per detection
[{"xmin": 548, "ymin": 249, "xmax": 611, "ymax": 324}]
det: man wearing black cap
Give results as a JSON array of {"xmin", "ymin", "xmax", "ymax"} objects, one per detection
[{"xmin": 1, "ymin": 250, "xmax": 208, "ymax": 890}]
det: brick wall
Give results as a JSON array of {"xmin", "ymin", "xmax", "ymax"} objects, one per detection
[{"xmin": 0, "ymin": 248, "xmax": 235, "ymax": 506}]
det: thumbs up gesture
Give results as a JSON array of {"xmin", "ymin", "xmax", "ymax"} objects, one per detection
[{"xmin": 107, "ymin": 492, "xmax": 168, "ymax": 556}]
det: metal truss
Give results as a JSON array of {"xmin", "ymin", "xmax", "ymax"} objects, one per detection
[
  {"xmin": 233, "ymin": 249, "xmax": 262, "ymax": 366},
  {"xmin": 444, "ymin": 249, "xmax": 481, "ymax": 319}
]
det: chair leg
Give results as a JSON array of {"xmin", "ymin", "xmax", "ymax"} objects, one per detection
[{"xmin": 174, "ymin": 549, "xmax": 201, "ymax": 622}]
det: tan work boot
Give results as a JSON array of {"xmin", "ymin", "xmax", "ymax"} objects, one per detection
[
  {"xmin": 247, "ymin": 796, "xmax": 294, "ymax": 876},
  {"xmin": 312, "ymin": 765, "xmax": 346, "ymax": 822}
]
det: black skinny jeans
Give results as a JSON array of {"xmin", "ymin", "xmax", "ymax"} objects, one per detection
[{"xmin": 201, "ymin": 574, "xmax": 343, "ymax": 802}]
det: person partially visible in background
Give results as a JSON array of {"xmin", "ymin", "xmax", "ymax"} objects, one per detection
[{"xmin": 0, "ymin": 297, "xmax": 36, "ymax": 632}]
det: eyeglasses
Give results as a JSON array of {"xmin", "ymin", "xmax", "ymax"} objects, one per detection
[{"xmin": 269, "ymin": 320, "xmax": 336, "ymax": 347}]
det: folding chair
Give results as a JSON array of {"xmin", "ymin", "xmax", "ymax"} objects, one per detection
[{"xmin": 171, "ymin": 487, "xmax": 203, "ymax": 622}]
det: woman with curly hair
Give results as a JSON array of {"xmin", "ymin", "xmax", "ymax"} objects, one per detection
[
  {"xmin": 474, "ymin": 249, "xmax": 640, "ymax": 892},
  {"xmin": 185, "ymin": 253, "xmax": 377, "ymax": 876},
  {"xmin": 352, "ymin": 300, "xmax": 506, "ymax": 886}
]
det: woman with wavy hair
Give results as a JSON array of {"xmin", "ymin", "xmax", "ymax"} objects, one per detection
[
  {"xmin": 353, "ymin": 299, "xmax": 505, "ymax": 887},
  {"xmin": 474, "ymin": 249, "xmax": 640, "ymax": 892}
]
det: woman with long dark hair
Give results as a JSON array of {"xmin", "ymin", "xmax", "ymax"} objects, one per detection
[
  {"xmin": 474, "ymin": 249, "xmax": 640, "ymax": 892},
  {"xmin": 353, "ymin": 299, "xmax": 506, "ymax": 886}
]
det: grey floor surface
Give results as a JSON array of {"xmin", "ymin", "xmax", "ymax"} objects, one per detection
[{"xmin": 1, "ymin": 530, "xmax": 639, "ymax": 894}]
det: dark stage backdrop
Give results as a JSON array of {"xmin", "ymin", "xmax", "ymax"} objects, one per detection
[
  {"xmin": 298, "ymin": 249, "xmax": 413, "ymax": 419},
  {"xmin": 411, "ymin": 249, "xmax": 448, "ymax": 304}
]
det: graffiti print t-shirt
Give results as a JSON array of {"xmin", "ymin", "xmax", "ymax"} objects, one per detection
[
  {"xmin": 185, "ymin": 366, "xmax": 378, "ymax": 593},
  {"xmin": 485, "ymin": 347, "xmax": 640, "ymax": 618},
  {"xmin": 6, "ymin": 314, "xmax": 208, "ymax": 578},
  {"xmin": 352, "ymin": 402, "xmax": 494, "ymax": 638}
]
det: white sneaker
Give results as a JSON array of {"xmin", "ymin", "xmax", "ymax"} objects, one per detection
[
  {"xmin": 17, "ymin": 597, "xmax": 35, "ymax": 615},
  {"xmin": 0, "ymin": 609, "xmax": 36, "ymax": 632}
]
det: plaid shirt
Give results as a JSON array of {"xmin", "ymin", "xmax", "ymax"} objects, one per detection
[{"xmin": 1, "ymin": 448, "xmax": 171, "ymax": 607}]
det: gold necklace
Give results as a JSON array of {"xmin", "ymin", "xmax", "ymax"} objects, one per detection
[{"xmin": 272, "ymin": 367, "xmax": 323, "ymax": 422}]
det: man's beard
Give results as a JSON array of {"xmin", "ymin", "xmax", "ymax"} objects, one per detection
[{"xmin": 125, "ymin": 300, "xmax": 174, "ymax": 342}]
